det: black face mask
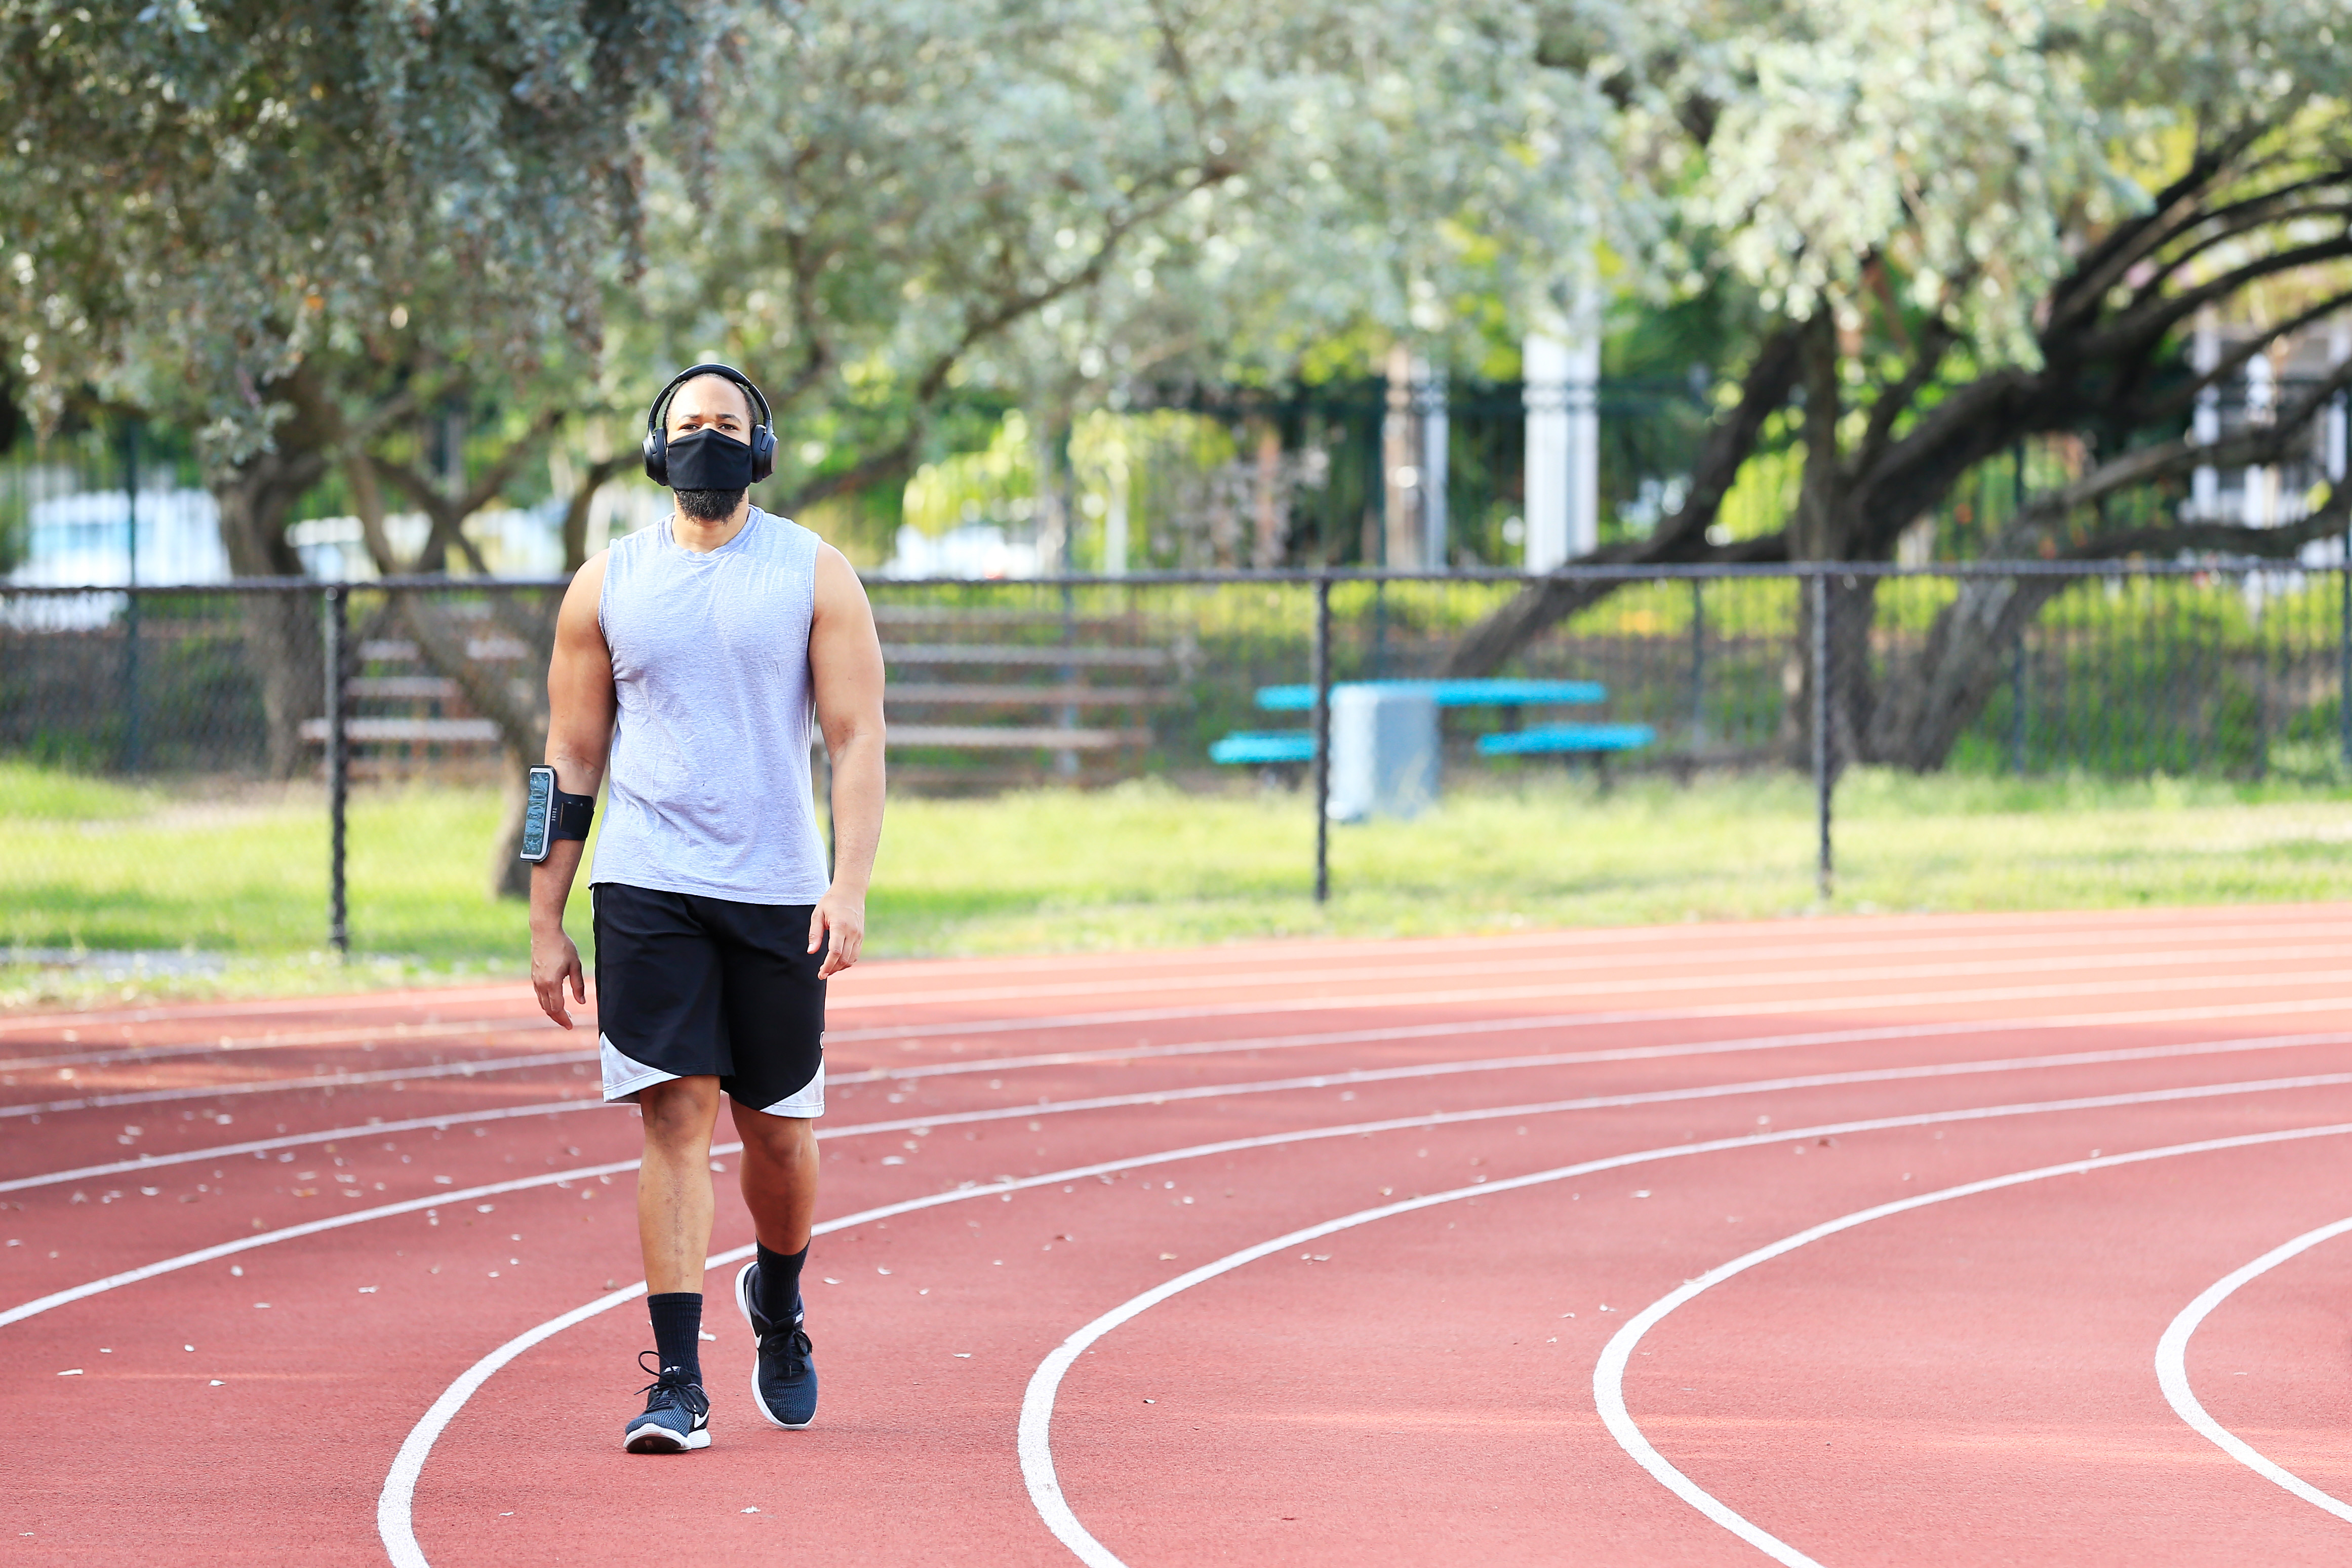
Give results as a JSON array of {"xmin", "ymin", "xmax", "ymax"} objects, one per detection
[{"xmin": 663, "ymin": 426, "xmax": 755, "ymax": 492}]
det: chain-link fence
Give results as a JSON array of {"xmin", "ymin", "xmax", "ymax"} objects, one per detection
[{"xmin": 8, "ymin": 560, "xmax": 2351, "ymax": 958}]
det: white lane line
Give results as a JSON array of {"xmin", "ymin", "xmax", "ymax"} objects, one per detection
[
  {"xmin": 13, "ymin": 1022, "xmax": 2352, "ymax": 1201},
  {"xmin": 0, "ymin": 1099, "xmax": 595, "ymax": 1195},
  {"xmin": 861, "ymin": 996, "xmax": 2352, "ymax": 1085},
  {"xmin": 2156, "ymin": 1219, "xmax": 2352, "ymax": 1524},
  {"xmin": 0, "ymin": 1018, "xmax": 580, "ymax": 1075},
  {"xmin": 792, "ymin": 933, "xmax": 2352, "ymax": 1018},
  {"xmin": 383, "ymin": 1070, "xmax": 2352, "ymax": 1568},
  {"xmin": 827, "ymin": 965, "xmax": 2352, "ymax": 1045},
  {"xmin": 17, "ymin": 974, "xmax": 2351, "ymax": 1123},
  {"xmin": 0, "ymin": 984, "xmax": 542, "ymax": 1035},
  {"xmin": 1597, "ymin": 1130, "xmax": 2352, "ymax": 1565},
  {"xmin": 25, "ymin": 1048, "xmax": 2352, "ymax": 1338},
  {"xmin": 1, "ymin": 1049, "xmax": 599, "ymax": 1119},
  {"xmin": 11, "ymin": 907, "xmax": 2349, "ymax": 1038},
  {"xmin": 1020, "ymin": 1115, "xmax": 2352, "ymax": 1568}
]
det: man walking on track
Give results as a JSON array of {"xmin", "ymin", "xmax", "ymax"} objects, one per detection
[{"xmin": 525, "ymin": 363, "xmax": 886, "ymax": 1453}]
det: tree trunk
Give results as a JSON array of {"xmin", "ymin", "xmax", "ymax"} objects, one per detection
[
  {"xmin": 1778, "ymin": 318, "xmax": 1880, "ymax": 776},
  {"xmin": 212, "ymin": 444, "xmax": 328, "ymax": 778},
  {"xmin": 1441, "ymin": 325, "xmax": 1803, "ymax": 677},
  {"xmin": 1867, "ymin": 574, "xmax": 2069, "ymax": 770}
]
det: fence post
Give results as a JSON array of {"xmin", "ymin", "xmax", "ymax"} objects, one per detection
[
  {"xmin": 120, "ymin": 419, "xmax": 142, "ymax": 774},
  {"xmin": 1055, "ymin": 579, "xmax": 1080, "ymax": 778},
  {"xmin": 1311, "ymin": 574, "xmax": 1332, "ymax": 904},
  {"xmin": 323, "ymin": 585, "xmax": 350, "ymax": 956},
  {"xmin": 2340, "ymin": 551, "xmax": 2350, "ymax": 767},
  {"xmin": 2011, "ymin": 627, "xmax": 2028, "ymax": 776},
  {"xmin": 1688, "ymin": 577, "xmax": 1706, "ymax": 753},
  {"xmin": 1810, "ymin": 571, "xmax": 1832, "ymax": 901}
]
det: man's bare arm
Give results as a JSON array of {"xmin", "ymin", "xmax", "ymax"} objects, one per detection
[
  {"xmin": 531, "ymin": 553, "xmax": 617, "ymax": 1027},
  {"xmin": 806, "ymin": 542, "xmax": 886, "ymax": 979}
]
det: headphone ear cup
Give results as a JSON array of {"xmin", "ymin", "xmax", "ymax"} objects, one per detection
[
  {"xmin": 643, "ymin": 428, "xmax": 666, "ymax": 485},
  {"xmin": 750, "ymin": 424, "xmax": 777, "ymax": 484}
]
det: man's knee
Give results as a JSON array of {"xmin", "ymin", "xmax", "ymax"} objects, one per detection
[
  {"xmin": 638, "ymin": 1077, "xmax": 720, "ymax": 1148},
  {"xmin": 740, "ymin": 1112, "xmax": 815, "ymax": 1166}
]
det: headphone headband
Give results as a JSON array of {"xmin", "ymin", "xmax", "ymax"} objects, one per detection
[{"xmin": 643, "ymin": 363, "xmax": 776, "ymax": 486}]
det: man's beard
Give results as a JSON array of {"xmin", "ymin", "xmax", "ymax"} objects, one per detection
[{"xmin": 674, "ymin": 487, "xmax": 745, "ymax": 523}]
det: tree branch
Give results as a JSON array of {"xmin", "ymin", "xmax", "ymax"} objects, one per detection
[
  {"xmin": 2128, "ymin": 287, "xmax": 2352, "ymax": 428},
  {"xmin": 1439, "ymin": 325, "xmax": 1804, "ymax": 676},
  {"xmin": 2040, "ymin": 126, "xmax": 2268, "ymax": 342},
  {"xmin": 1989, "ymin": 355, "xmax": 2352, "ymax": 554},
  {"xmin": 2080, "ymin": 231, "xmax": 2352, "ymax": 365}
]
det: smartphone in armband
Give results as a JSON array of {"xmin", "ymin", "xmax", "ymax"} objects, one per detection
[{"xmin": 519, "ymin": 765, "xmax": 556, "ymax": 864}]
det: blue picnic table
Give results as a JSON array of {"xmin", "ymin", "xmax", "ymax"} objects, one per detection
[
  {"xmin": 1210, "ymin": 677, "xmax": 1651, "ymax": 772},
  {"xmin": 1250, "ymin": 678, "xmax": 1606, "ymax": 711}
]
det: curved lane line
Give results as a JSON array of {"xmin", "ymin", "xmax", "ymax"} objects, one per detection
[
  {"xmin": 789, "ymin": 934, "xmax": 2352, "ymax": 1019},
  {"xmin": 382, "ymin": 1075, "xmax": 2352, "ymax": 1568},
  {"xmin": 1595, "ymin": 1130, "xmax": 2352, "ymax": 1564},
  {"xmin": 8, "ymin": 907, "xmax": 2343, "ymax": 1036},
  {"xmin": 2156, "ymin": 1218, "xmax": 2352, "ymax": 1523},
  {"xmin": 1021, "ymin": 1116, "xmax": 2352, "ymax": 1567},
  {"xmin": 17, "ymin": 979, "xmax": 2350, "ymax": 1122},
  {"xmin": 15, "ymin": 1023, "xmax": 2352, "ymax": 1199},
  {"xmin": 3, "ymin": 1018, "xmax": 586, "ymax": 1075},
  {"xmin": 18, "ymin": 1052, "xmax": 2352, "ymax": 1330},
  {"xmin": 0, "ymin": 1098, "xmax": 598, "ymax": 1196},
  {"xmin": 866, "ymin": 998, "xmax": 2352, "ymax": 1084},
  {"xmin": 2, "ymin": 1050, "xmax": 599, "ymax": 1119},
  {"xmin": 825, "ymin": 962, "xmax": 2352, "ymax": 1044}
]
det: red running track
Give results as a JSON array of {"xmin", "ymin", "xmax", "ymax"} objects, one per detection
[{"xmin": 6, "ymin": 905, "xmax": 2352, "ymax": 1565}]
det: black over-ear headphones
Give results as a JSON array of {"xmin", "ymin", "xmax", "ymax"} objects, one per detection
[{"xmin": 642, "ymin": 363, "xmax": 777, "ymax": 485}]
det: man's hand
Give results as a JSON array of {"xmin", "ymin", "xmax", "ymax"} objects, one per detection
[
  {"xmin": 807, "ymin": 889, "xmax": 865, "ymax": 979},
  {"xmin": 533, "ymin": 926, "xmax": 588, "ymax": 1028}
]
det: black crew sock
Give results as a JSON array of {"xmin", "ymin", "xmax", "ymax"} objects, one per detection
[
  {"xmin": 647, "ymin": 1292, "xmax": 703, "ymax": 1383},
  {"xmin": 755, "ymin": 1241, "xmax": 809, "ymax": 1326}
]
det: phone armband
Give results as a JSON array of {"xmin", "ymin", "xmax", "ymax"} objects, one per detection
[
  {"xmin": 519, "ymin": 766, "xmax": 557, "ymax": 864},
  {"xmin": 518, "ymin": 769, "xmax": 596, "ymax": 864}
]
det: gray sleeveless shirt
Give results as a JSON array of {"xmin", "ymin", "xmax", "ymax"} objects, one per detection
[{"xmin": 589, "ymin": 508, "xmax": 831, "ymax": 905}]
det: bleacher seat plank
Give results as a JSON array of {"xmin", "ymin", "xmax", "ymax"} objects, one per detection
[
  {"xmin": 299, "ymin": 718, "xmax": 502, "ymax": 744},
  {"xmin": 886, "ymin": 724, "xmax": 1153, "ymax": 749},
  {"xmin": 883, "ymin": 644, "xmax": 1169, "ymax": 667},
  {"xmin": 885, "ymin": 683, "xmax": 1172, "ymax": 706}
]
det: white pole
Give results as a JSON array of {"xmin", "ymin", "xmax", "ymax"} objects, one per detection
[
  {"xmin": 1523, "ymin": 333, "xmax": 1570, "ymax": 572},
  {"xmin": 1382, "ymin": 344, "xmax": 1418, "ymax": 568},
  {"xmin": 1416, "ymin": 358, "xmax": 1448, "ymax": 570},
  {"xmin": 2245, "ymin": 354, "xmax": 2275, "ymax": 527},
  {"xmin": 1565, "ymin": 307, "xmax": 1601, "ymax": 558}
]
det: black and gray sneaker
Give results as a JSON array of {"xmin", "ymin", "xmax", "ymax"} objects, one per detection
[
  {"xmin": 623, "ymin": 1350, "xmax": 711, "ymax": 1453},
  {"xmin": 735, "ymin": 1258, "xmax": 817, "ymax": 1429}
]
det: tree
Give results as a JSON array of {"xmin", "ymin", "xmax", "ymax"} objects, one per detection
[
  {"xmin": 0, "ymin": 0, "xmax": 728, "ymax": 770},
  {"xmin": 621, "ymin": 0, "xmax": 1611, "ymax": 530},
  {"xmin": 1450, "ymin": 0, "xmax": 2352, "ymax": 771}
]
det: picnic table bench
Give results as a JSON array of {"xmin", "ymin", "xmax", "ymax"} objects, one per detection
[
  {"xmin": 1249, "ymin": 678, "xmax": 1606, "ymax": 711},
  {"xmin": 1212, "ymin": 679, "xmax": 1642, "ymax": 765}
]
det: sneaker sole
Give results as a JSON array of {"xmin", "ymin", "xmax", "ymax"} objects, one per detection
[
  {"xmin": 735, "ymin": 1260, "xmax": 812, "ymax": 1431},
  {"xmin": 622, "ymin": 1423, "xmax": 710, "ymax": 1454}
]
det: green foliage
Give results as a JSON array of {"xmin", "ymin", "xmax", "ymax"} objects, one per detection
[{"xmin": 0, "ymin": 0, "xmax": 726, "ymax": 461}]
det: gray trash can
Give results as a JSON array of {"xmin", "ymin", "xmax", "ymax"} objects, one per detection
[{"xmin": 1327, "ymin": 684, "xmax": 1440, "ymax": 821}]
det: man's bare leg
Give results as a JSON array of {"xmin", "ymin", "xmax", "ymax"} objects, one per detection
[
  {"xmin": 731, "ymin": 1102, "xmax": 818, "ymax": 1254},
  {"xmin": 637, "ymin": 1076, "xmax": 722, "ymax": 1295},
  {"xmin": 730, "ymin": 1101, "xmax": 821, "ymax": 1427}
]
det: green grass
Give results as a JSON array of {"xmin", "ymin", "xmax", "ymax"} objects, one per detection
[{"xmin": 6, "ymin": 757, "xmax": 2351, "ymax": 1008}]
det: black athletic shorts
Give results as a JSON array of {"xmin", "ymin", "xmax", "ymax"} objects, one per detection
[{"xmin": 591, "ymin": 882, "xmax": 826, "ymax": 1117}]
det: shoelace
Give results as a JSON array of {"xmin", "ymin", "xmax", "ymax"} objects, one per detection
[
  {"xmin": 758, "ymin": 1325, "xmax": 813, "ymax": 1372},
  {"xmin": 635, "ymin": 1350, "xmax": 710, "ymax": 1420}
]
